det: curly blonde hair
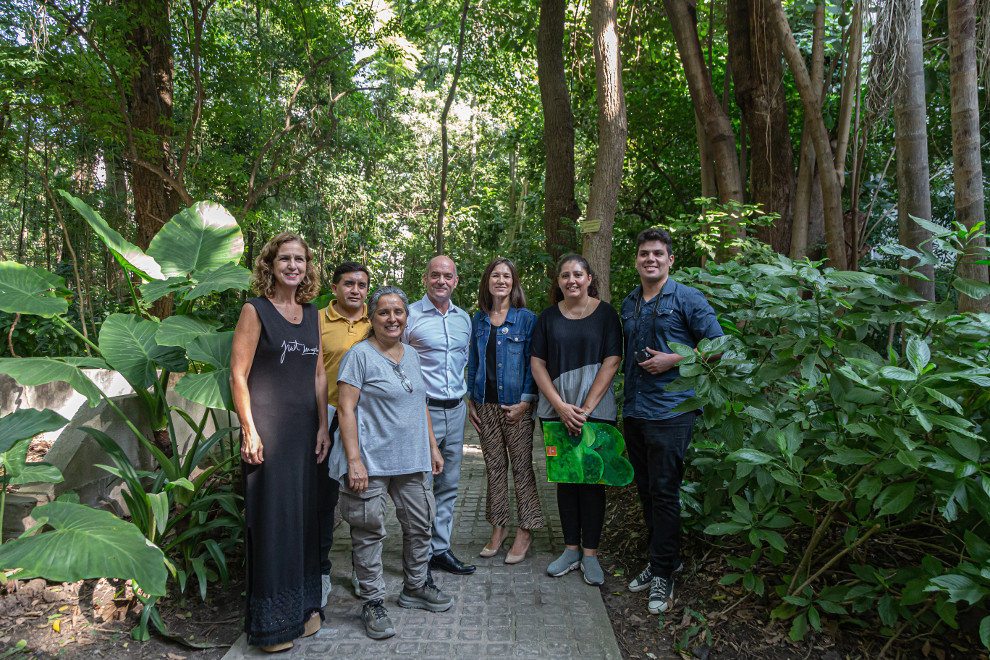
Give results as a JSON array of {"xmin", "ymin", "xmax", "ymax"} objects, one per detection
[{"xmin": 251, "ymin": 232, "xmax": 320, "ymax": 303}]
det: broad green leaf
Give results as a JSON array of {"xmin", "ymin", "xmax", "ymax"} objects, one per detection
[
  {"xmin": 816, "ymin": 487, "xmax": 846, "ymax": 502},
  {"xmin": 952, "ymin": 277, "xmax": 990, "ymax": 301},
  {"xmin": 789, "ymin": 612, "xmax": 808, "ymax": 642},
  {"xmin": 99, "ymin": 314, "xmax": 187, "ymax": 389},
  {"xmin": 829, "ymin": 271, "xmax": 876, "ymax": 287},
  {"xmin": 928, "ymin": 574, "xmax": 986, "ymax": 605},
  {"xmin": 923, "ymin": 387, "xmax": 963, "ymax": 414},
  {"xmin": 9, "ymin": 462, "xmax": 63, "ymax": 485},
  {"xmin": 906, "ymin": 338, "xmax": 931, "ymax": 374},
  {"xmin": 931, "ymin": 414, "xmax": 980, "ymax": 439},
  {"xmin": 156, "ymin": 316, "xmax": 221, "ymax": 347},
  {"xmin": 879, "ymin": 366, "xmax": 916, "ymax": 382},
  {"xmin": 0, "ymin": 358, "xmax": 102, "ymax": 406},
  {"xmin": 877, "ymin": 593, "xmax": 898, "ymax": 626},
  {"xmin": 58, "ymin": 191, "xmax": 163, "ymax": 281},
  {"xmin": 0, "ymin": 261, "xmax": 69, "ymax": 317},
  {"xmin": 147, "ymin": 202, "xmax": 243, "ymax": 277},
  {"xmin": 703, "ymin": 522, "xmax": 748, "ymax": 535},
  {"xmin": 980, "ymin": 615, "xmax": 990, "ymax": 648},
  {"xmin": 184, "ymin": 262, "xmax": 251, "ymax": 300},
  {"xmin": 729, "ymin": 448, "xmax": 774, "ymax": 464},
  {"xmin": 874, "ymin": 481, "xmax": 916, "ymax": 516},
  {"xmin": 667, "ymin": 341, "xmax": 696, "ymax": 358},
  {"xmin": 0, "ymin": 409, "xmax": 68, "ymax": 454},
  {"xmin": 140, "ymin": 276, "xmax": 191, "ymax": 304},
  {"xmin": 174, "ymin": 332, "xmax": 234, "ymax": 409},
  {"xmin": 148, "ymin": 491, "xmax": 170, "ymax": 537},
  {"xmin": 0, "ymin": 501, "xmax": 167, "ymax": 595}
]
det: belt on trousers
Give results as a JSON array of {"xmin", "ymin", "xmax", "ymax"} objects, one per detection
[{"xmin": 426, "ymin": 397, "xmax": 462, "ymax": 409}]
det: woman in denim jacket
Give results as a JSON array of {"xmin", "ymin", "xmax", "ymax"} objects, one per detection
[{"xmin": 467, "ymin": 257, "xmax": 545, "ymax": 563}]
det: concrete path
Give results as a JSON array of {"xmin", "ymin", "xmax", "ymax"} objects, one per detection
[{"xmin": 223, "ymin": 421, "xmax": 623, "ymax": 660}]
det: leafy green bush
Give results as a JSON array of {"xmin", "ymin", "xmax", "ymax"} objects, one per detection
[{"xmin": 671, "ymin": 222, "xmax": 990, "ymax": 648}]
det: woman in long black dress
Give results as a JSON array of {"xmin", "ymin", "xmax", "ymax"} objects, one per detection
[{"xmin": 230, "ymin": 232, "xmax": 331, "ymax": 652}]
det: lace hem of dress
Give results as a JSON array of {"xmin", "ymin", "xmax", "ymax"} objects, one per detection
[{"xmin": 245, "ymin": 579, "xmax": 321, "ymax": 647}]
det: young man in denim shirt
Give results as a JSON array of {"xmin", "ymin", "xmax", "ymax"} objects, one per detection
[{"xmin": 620, "ymin": 227, "xmax": 723, "ymax": 615}]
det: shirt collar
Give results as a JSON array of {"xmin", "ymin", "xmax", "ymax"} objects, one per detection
[
  {"xmin": 324, "ymin": 301, "xmax": 368, "ymax": 322},
  {"xmin": 630, "ymin": 279, "xmax": 677, "ymax": 303},
  {"xmin": 417, "ymin": 294, "xmax": 463, "ymax": 317}
]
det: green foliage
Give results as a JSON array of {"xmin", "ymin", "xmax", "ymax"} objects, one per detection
[
  {"xmin": 674, "ymin": 223, "xmax": 990, "ymax": 647},
  {"xmin": 0, "ymin": 196, "xmax": 246, "ymax": 639},
  {"xmin": 0, "ymin": 502, "xmax": 168, "ymax": 597}
]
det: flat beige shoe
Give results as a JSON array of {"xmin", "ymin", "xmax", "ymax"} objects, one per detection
[
  {"xmin": 301, "ymin": 612, "xmax": 321, "ymax": 638},
  {"xmin": 260, "ymin": 641, "xmax": 293, "ymax": 653}
]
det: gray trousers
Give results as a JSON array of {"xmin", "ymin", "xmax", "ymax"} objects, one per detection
[
  {"xmin": 339, "ymin": 472, "xmax": 436, "ymax": 603},
  {"xmin": 428, "ymin": 401, "xmax": 467, "ymax": 555}
]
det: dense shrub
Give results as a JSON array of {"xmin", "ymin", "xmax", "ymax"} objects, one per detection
[{"xmin": 670, "ymin": 243, "xmax": 990, "ymax": 647}]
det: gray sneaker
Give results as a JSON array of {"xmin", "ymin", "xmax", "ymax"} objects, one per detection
[
  {"xmin": 398, "ymin": 581, "xmax": 453, "ymax": 612},
  {"xmin": 580, "ymin": 555, "xmax": 605, "ymax": 586},
  {"xmin": 320, "ymin": 574, "xmax": 332, "ymax": 607},
  {"xmin": 351, "ymin": 568, "xmax": 361, "ymax": 597},
  {"xmin": 648, "ymin": 574, "xmax": 675, "ymax": 614},
  {"xmin": 629, "ymin": 562, "xmax": 683, "ymax": 592},
  {"xmin": 547, "ymin": 548, "xmax": 581, "ymax": 577},
  {"xmin": 361, "ymin": 599, "xmax": 395, "ymax": 639}
]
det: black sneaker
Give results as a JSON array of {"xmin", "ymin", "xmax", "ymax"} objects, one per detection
[
  {"xmin": 398, "ymin": 581, "xmax": 454, "ymax": 612},
  {"xmin": 648, "ymin": 575, "xmax": 674, "ymax": 615},
  {"xmin": 361, "ymin": 599, "xmax": 395, "ymax": 639},
  {"xmin": 629, "ymin": 561, "xmax": 684, "ymax": 592},
  {"xmin": 628, "ymin": 564, "xmax": 652, "ymax": 592}
]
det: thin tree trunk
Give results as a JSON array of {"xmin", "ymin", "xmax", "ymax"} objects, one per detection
[
  {"xmin": 695, "ymin": 112, "xmax": 718, "ymax": 199},
  {"xmin": 538, "ymin": 0, "xmax": 582, "ymax": 282},
  {"xmin": 17, "ymin": 121, "xmax": 32, "ymax": 263},
  {"xmin": 582, "ymin": 0, "xmax": 627, "ymax": 303},
  {"xmin": 894, "ymin": 0, "xmax": 935, "ymax": 300},
  {"xmin": 436, "ymin": 0, "xmax": 471, "ymax": 256},
  {"xmin": 833, "ymin": 0, "xmax": 862, "ymax": 187},
  {"xmin": 791, "ymin": 5, "xmax": 825, "ymax": 260},
  {"xmin": 948, "ymin": 0, "xmax": 990, "ymax": 311},
  {"xmin": 664, "ymin": 0, "xmax": 745, "ymax": 208},
  {"xmin": 728, "ymin": 0, "xmax": 796, "ymax": 253},
  {"xmin": 768, "ymin": 0, "xmax": 847, "ymax": 270}
]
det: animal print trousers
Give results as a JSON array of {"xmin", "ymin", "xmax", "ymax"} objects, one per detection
[{"xmin": 477, "ymin": 402, "xmax": 545, "ymax": 530}]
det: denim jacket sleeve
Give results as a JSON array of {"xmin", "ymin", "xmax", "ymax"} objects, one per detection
[
  {"xmin": 467, "ymin": 311, "xmax": 482, "ymax": 401},
  {"xmin": 519, "ymin": 309, "xmax": 538, "ymax": 403}
]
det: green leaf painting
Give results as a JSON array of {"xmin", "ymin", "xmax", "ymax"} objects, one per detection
[{"xmin": 542, "ymin": 422, "xmax": 633, "ymax": 486}]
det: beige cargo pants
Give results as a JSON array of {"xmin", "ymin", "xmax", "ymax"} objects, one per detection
[{"xmin": 338, "ymin": 471, "xmax": 436, "ymax": 603}]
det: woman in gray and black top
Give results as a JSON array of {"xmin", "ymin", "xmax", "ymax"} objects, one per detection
[{"xmin": 530, "ymin": 254, "xmax": 623, "ymax": 586}]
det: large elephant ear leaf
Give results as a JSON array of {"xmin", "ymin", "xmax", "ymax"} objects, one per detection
[
  {"xmin": 0, "ymin": 262, "xmax": 70, "ymax": 317},
  {"xmin": 0, "ymin": 358, "xmax": 102, "ymax": 406},
  {"xmin": 0, "ymin": 501, "xmax": 167, "ymax": 596},
  {"xmin": 0, "ymin": 409, "xmax": 69, "ymax": 455},
  {"xmin": 99, "ymin": 314, "xmax": 188, "ymax": 390},
  {"xmin": 174, "ymin": 332, "xmax": 234, "ymax": 410},
  {"xmin": 184, "ymin": 262, "xmax": 252, "ymax": 301},
  {"xmin": 58, "ymin": 191, "xmax": 164, "ymax": 281},
  {"xmin": 157, "ymin": 316, "xmax": 221, "ymax": 347},
  {"xmin": 147, "ymin": 202, "xmax": 243, "ymax": 278}
]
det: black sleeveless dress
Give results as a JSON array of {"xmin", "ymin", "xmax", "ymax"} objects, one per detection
[{"xmin": 242, "ymin": 298, "xmax": 322, "ymax": 646}]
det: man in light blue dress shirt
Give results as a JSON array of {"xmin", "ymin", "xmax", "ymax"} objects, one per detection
[{"xmin": 403, "ymin": 255, "xmax": 476, "ymax": 575}]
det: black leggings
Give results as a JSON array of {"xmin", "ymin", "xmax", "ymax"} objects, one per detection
[
  {"xmin": 557, "ymin": 482, "xmax": 606, "ymax": 549},
  {"xmin": 544, "ymin": 417, "xmax": 613, "ymax": 550}
]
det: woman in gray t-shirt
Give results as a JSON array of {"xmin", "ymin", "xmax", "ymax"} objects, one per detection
[{"xmin": 333, "ymin": 286, "xmax": 451, "ymax": 641}]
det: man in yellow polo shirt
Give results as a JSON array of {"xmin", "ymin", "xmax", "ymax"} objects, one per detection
[{"xmin": 318, "ymin": 261, "xmax": 371, "ymax": 607}]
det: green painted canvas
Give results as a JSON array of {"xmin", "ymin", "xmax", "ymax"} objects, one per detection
[{"xmin": 542, "ymin": 422, "xmax": 634, "ymax": 486}]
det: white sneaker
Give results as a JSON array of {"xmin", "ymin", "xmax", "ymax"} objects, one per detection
[{"xmin": 321, "ymin": 574, "xmax": 332, "ymax": 608}]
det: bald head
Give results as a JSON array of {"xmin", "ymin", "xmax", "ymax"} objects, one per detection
[{"xmin": 424, "ymin": 254, "xmax": 459, "ymax": 312}]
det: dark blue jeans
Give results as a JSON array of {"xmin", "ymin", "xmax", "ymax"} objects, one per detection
[{"xmin": 624, "ymin": 412, "xmax": 697, "ymax": 577}]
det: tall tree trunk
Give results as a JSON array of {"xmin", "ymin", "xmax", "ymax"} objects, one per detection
[
  {"xmin": 538, "ymin": 0, "xmax": 582, "ymax": 282},
  {"xmin": 790, "ymin": 5, "xmax": 825, "ymax": 260},
  {"xmin": 768, "ymin": 0, "xmax": 847, "ymax": 270},
  {"xmin": 582, "ymin": 0, "xmax": 628, "ymax": 303},
  {"xmin": 833, "ymin": 0, "xmax": 863, "ymax": 188},
  {"xmin": 436, "ymin": 0, "xmax": 471, "ymax": 256},
  {"xmin": 893, "ymin": 0, "xmax": 935, "ymax": 300},
  {"xmin": 727, "ymin": 0, "xmax": 796, "ymax": 254},
  {"xmin": 948, "ymin": 0, "xmax": 990, "ymax": 311},
  {"xmin": 665, "ymin": 0, "xmax": 745, "ymax": 208},
  {"xmin": 126, "ymin": 0, "xmax": 179, "ymax": 252},
  {"xmin": 695, "ymin": 112, "xmax": 718, "ymax": 199}
]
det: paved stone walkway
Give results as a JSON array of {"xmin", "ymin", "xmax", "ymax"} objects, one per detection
[{"xmin": 223, "ymin": 421, "xmax": 622, "ymax": 659}]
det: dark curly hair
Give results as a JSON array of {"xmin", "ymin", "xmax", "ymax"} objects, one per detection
[
  {"xmin": 550, "ymin": 253, "xmax": 599, "ymax": 304},
  {"xmin": 251, "ymin": 232, "xmax": 320, "ymax": 303}
]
